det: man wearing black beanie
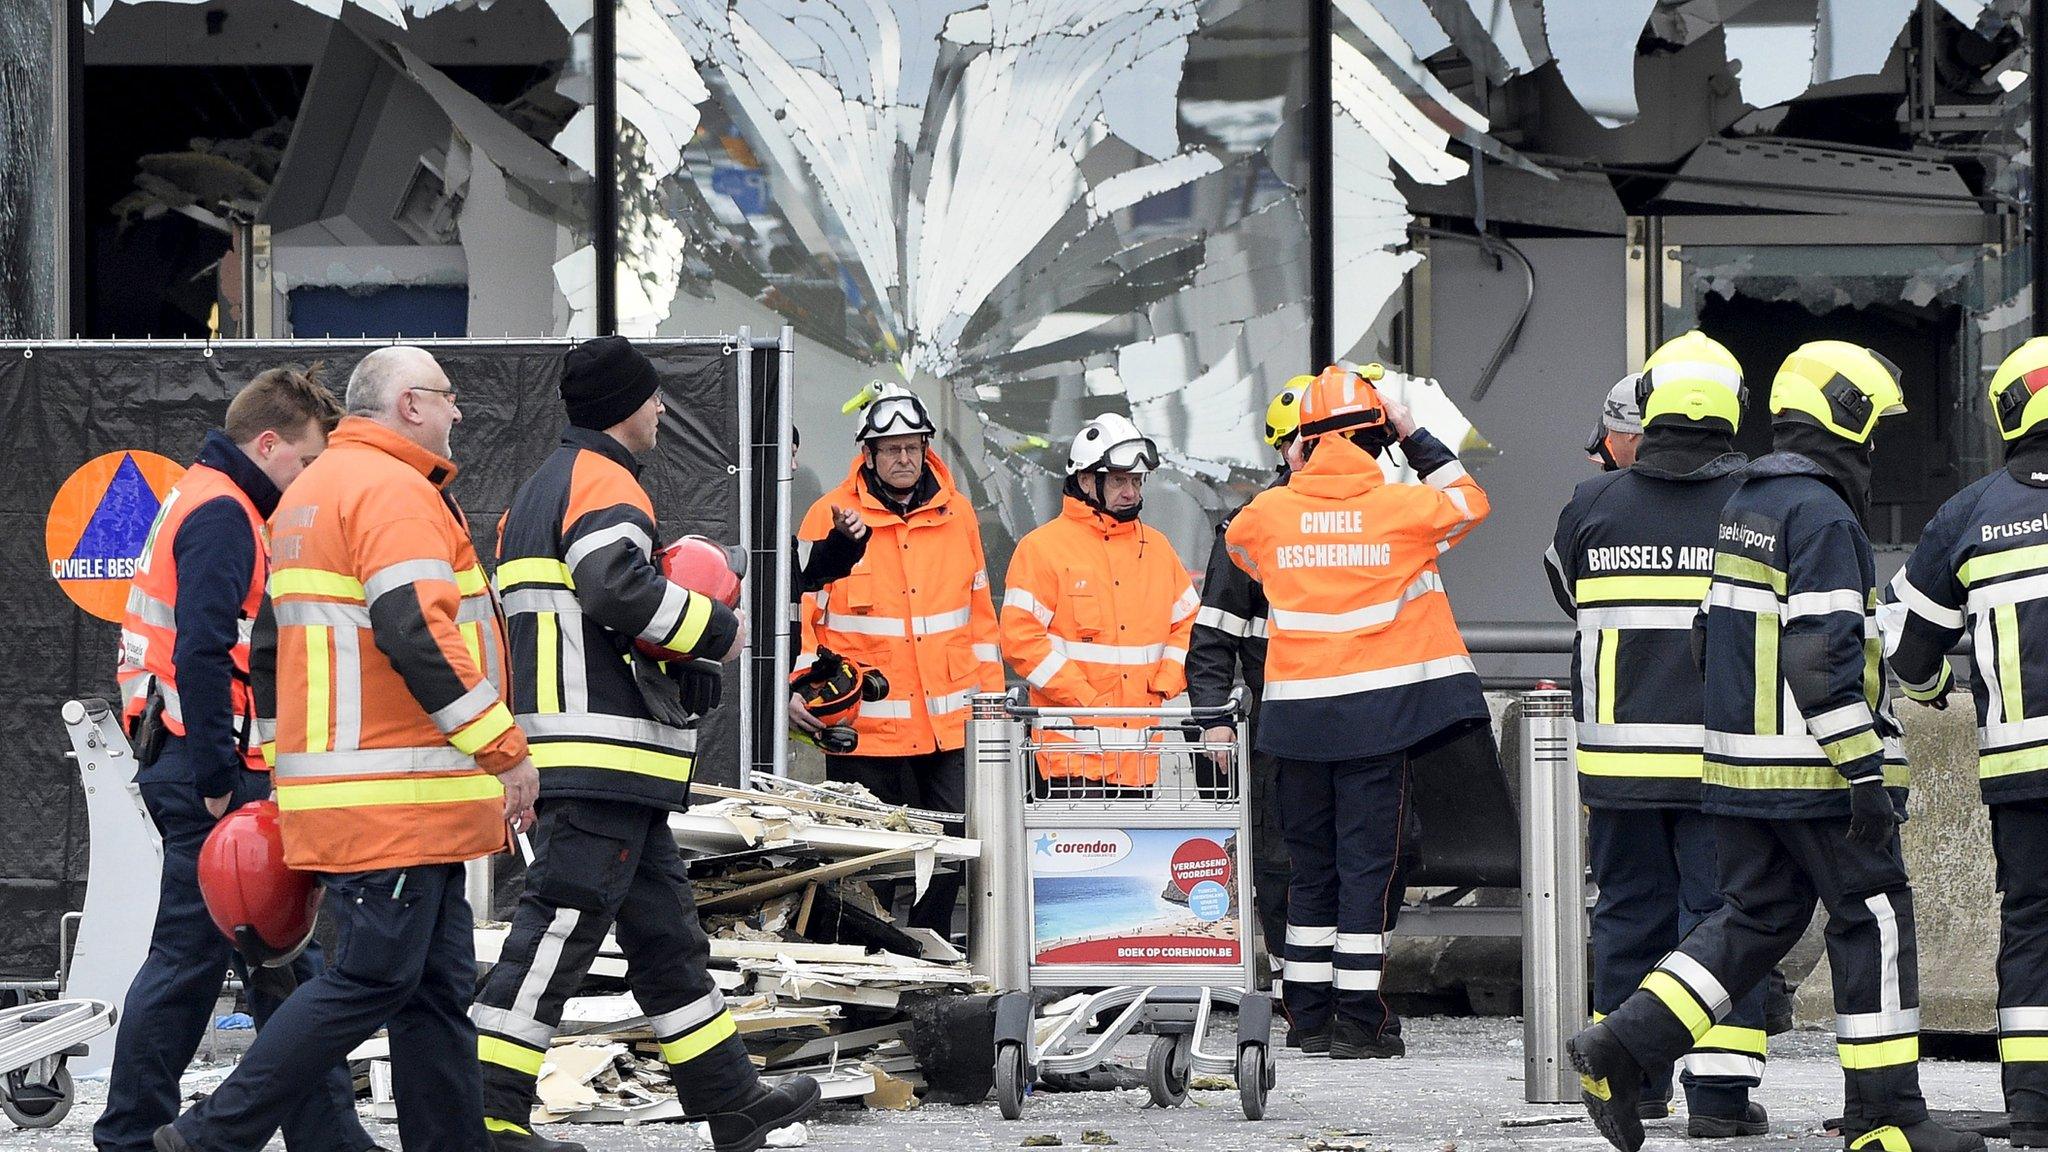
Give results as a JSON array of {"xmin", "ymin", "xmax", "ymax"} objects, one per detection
[{"xmin": 477, "ymin": 336, "xmax": 820, "ymax": 1152}]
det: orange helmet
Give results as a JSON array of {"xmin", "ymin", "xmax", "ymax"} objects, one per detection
[
  {"xmin": 1296, "ymin": 363, "xmax": 1391, "ymax": 444},
  {"xmin": 637, "ymin": 536, "xmax": 746, "ymax": 661},
  {"xmin": 198, "ymin": 801, "xmax": 320, "ymax": 968}
]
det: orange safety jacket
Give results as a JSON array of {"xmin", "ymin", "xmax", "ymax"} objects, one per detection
[
  {"xmin": 1225, "ymin": 429, "xmax": 1490, "ymax": 762},
  {"xmin": 266, "ymin": 417, "xmax": 526, "ymax": 872},
  {"xmin": 117, "ymin": 457, "xmax": 265, "ymax": 772},
  {"xmin": 1001, "ymin": 496, "xmax": 1198, "ymax": 785},
  {"xmin": 797, "ymin": 450, "xmax": 1002, "ymax": 754}
]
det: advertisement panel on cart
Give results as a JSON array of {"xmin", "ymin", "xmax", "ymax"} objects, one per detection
[{"xmin": 1030, "ymin": 827, "xmax": 1241, "ymax": 966}]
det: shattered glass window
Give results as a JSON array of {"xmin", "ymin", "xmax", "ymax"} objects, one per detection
[{"xmin": 0, "ymin": 0, "xmax": 57, "ymax": 340}]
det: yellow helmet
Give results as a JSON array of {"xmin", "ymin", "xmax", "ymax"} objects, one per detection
[
  {"xmin": 1768, "ymin": 340, "xmax": 1906, "ymax": 445},
  {"xmin": 1265, "ymin": 378, "xmax": 1309, "ymax": 447},
  {"xmin": 1640, "ymin": 330, "xmax": 1744, "ymax": 432},
  {"xmin": 1990, "ymin": 336, "xmax": 2048, "ymax": 441}
]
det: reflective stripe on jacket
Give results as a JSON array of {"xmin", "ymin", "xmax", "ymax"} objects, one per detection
[
  {"xmin": 797, "ymin": 450, "xmax": 1001, "ymax": 755},
  {"xmin": 497, "ymin": 428, "xmax": 738, "ymax": 811},
  {"xmin": 1001, "ymin": 496, "xmax": 1197, "ymax": 785},
  {"xmin": 268, "ymin": 417, "xmax": 524, "ymax": 871},
  {"xmin": 1225, "ymin": 429, "xmax": 1488, "ymax": 761}
]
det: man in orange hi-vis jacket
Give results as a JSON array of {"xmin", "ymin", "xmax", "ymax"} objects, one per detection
[
  {"xmin": 1001, "ymin": 413, "xmax": 1199, "ymax": 792},
  {"xmin": 1226, "ymin": 364, "xmax": 1490, "ymax": 1061},
  {"xmin": 156, "ymin": 346, "xmax": 538, "ymax": 1152}
]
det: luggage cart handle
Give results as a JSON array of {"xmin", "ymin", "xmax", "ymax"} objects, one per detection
[{"xmin": 1000, "ymin": 685, "xmax": 1246, "ymax": 722}]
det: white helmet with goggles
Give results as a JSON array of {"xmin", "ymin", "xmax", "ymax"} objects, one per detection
[
  {"xmin": 852, "ymin": 382, "xmax": 936, "ymax": 442},
  {"xmin": 1067, "ymin": 413, "xmax": 1159, "ymax": 475}
]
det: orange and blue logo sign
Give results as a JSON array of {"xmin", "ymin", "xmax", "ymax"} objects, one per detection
[{"xmin": 46, "ymin": 451, "xmax": 186, "ymax": 622}]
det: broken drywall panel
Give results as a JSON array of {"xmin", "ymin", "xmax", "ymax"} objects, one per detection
[
  {"xmin": 1541, "ymin": 0, "xmax": 1659, "ymax": 127},
  {"xmin": 270, "ymin": 244, "xmax": 467, "ymax": 293},
  {"xmin": 457, "ymin": 157, "xmax": 565, "ymax": 335}
]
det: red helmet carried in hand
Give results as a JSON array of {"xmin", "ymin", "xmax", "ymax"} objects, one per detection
[
  {"xmin": 636, "ymin": 536, "xmax": 746, "ymax": 661},
  {"xmin": 197, "ymin": 801, "xmax": 320, "ymax": 968}
]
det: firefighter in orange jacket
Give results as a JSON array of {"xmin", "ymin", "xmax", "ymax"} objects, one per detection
[
  {"xmin": 156, "ymin": 346, "xmax": 538, "ymax": 1152},
  {"xmin": 791, "ymin": 383, "xmax": 1000, "ymax": 933},
  {"xmin": 1226, "ymin": 365, "xmax": 1490, "ymax": 1059},
  {"xmin": 1002, "ymin": 413, "xmax": 1199, "ymax": 792}
]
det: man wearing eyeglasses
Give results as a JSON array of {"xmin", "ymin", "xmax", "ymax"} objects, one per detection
[
  {"xmin": 791, "ymin": 382, "xmax": 1001, "ymax": 937},
  {"xmin": 1001, "ymin": 413, "xmax": 1198, "ymax": 794}
]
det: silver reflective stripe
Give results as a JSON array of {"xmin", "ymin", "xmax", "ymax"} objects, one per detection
[
  {"xmin": 1250, "ymin": 614, "xmax": 1269, "ymax": 638},
  {"xmin": 456, "ymin": 594, "xmax": 497, "ymax": 625},
  {"xmin": 1807, "ymin": 703, "xmax": 1875, "ymax": 742},
  {"xmin": 1868, "ymin": 893, "xmax": 1902, "ymax": 1014},
  {"xmin": 1334, "ymin": 933, "xmax": 1383, "ymax": 953},
  {"xmin": 1285, "ymin": 925, "xmax": 1336, "ymax": 948},
  {"xmin": 517, "ymin": 712, "xmax": 697, "ymax": 752},
  {"xmin": 255, "ymin": 717, "xmax": 277, "ymax": 741},
  {"xmin": 363, "ymin": 559, "xmax": 458, "ymax": 606},
  {"xmin": 1287, "ymin": 962, "xmax": 1333, "ymax": 983},
  {"xmin": 126, "ymin": 586, "xmax": 176, "ymax": 629},
  {"xmin": 650, "ymin": 991, "xmax": 725, "ymax": 1038},
  {"xmin": 1707, "ymin": 583, "xmax": 1781, "ymax": 616},
  {"xmin": 157, "ymin": 682, "xmax": 185, "ymax": 724},
  {"xmin": 1786, "ymin": 589, "xmax": 1867, "ymax": 620},
  {"xmin": 927, "ymin": 689, "xmax": 973, "ymax": 716},
  {"xmin": 276, "ymin": 601, "xmax": 372, "ymax": 629},
  {"xmin": 1047, "ymin": 636, "xmax": 1164, "ymax": 664},
  {"xmin": 565, "ymin": 522, "xmax": 652, "ymax": 575},
  {"xmin": 1038, "ymin": 720, "xmax": 1157, "ymax": 748},
  {"xmin": 502, "ymin": 588, "xmax": 581, "ymax": 616},
  {"xmin": 1577, "ymin": 606, "xmax": 1698, "ymax": 631},
  {"xmin": 912, "ymin": 606, "xmax": 972, "ymax": 635},
  {"xmin": 638, "ymin": 582, "xmax": 691, "ymax": 646},
  {"xmin": 331, "ymin": 626, "xmax": 362, "ymax": 752},
  {"xmin": 1839, "ymin": 1008, "xmax": 1921, "ymax": 1038},
  {"xmin": 1333, "ymin": 968, "xmax": 1381, "ymax": 990},
  {"xmin": 1681, "ymin": 1052, "xmax": 1763, "ymax": 1079},
  {"xmin": 237, "ymin": 617, "xmax": 256, "ymax": 645},
  {"xmin": 472, "ymin": 1004, "xmax": 555, "ymax": 1048},
  {"xmin": 1984, "ymin": 716, "xmax": 2048, "ymax": 748},
  {"xmin": 1981, "ymin": 611, "xmax": 2005, "ymax": 726},
  {"xmin": 1194, "ymin": 605, "xmax": 1251, "ymax": 638},
  {"xmin": 1163, "ymin": 645, "xmax": 1187, "ymax": 665},
  {"xmin": 1703, "ymin": 730, "xmax": 1829, "ymax": 761},
  {"xmin": 821, "ymin": 612, "xmax": 905, "ymax": 638},
  {"xmin": 1170, "ymin": 586, "xmax": 1201, "ymax": 624},
  {"xmin": 1892, "ymin": 569, "xmax": 1964, "ymax": 630},
  {"xmin": 862, "ymin": 700, "xmax": 913, "ymax": 720},
  {"xmin": 483, "ymin": 621, "xmax": 503, "ymax": 693},
  {"xmin": 1003, "ymin": 587, "xmax": 1052, "ymax": 625},
  {"xmin": 273, "ymin": 745, "xmax": 478, "ymax": 778},
  {"xmin": 561, "ymin": 619, "xmax": 589, "ymax": 714},
  {"xmin": 1968, "ymin": 571, "xmax": 2048, "ymax": 613},
  {"xmin": 2002, "ymin": 1008, "xmax": 2048, "ymax": 1033},
  {"xmin": 1544, "ymin": 545, "xmax": 1575, "ymax": 609},
  {"xmin": 430, "ymin": 681, "xmax": 499, "ymax": 736},
  {"xmin": 973, "ymin": 643, "xmax": 1000, "ymax": 662},
  {"xmin": 120, "ymin": 673, "xmax": 150, "ymax": 708},
  {"xmin": 1659, "ymin": 952, "xmax": 1731, "ymax": 1016},
  {"xmin": 1263, "ymin": 655, "xmax": 1475, "ymax": 702},
  {"xmin": 1025, "ymin": 651, "xmax": 1068, "ymax": 689},
  {"xmin": 1576, "ymin": 722, "xmax": 1705, "ymax": 749},
  {"xmin": 1268, "ymin": 572, "xmax": 1441, "ymax": 634},
  {"xmin": 1425, "ymin": 460, "xmax": 1470, "ymax": 489},
  {"xmin": 515, "ymin": 908, "xmax": 581, "ymax": 1022}
]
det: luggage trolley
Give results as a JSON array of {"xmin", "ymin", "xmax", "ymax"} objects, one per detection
[{"xmin": 968, "ymin": 688, "xmax": 1274, "ymax": 1122}]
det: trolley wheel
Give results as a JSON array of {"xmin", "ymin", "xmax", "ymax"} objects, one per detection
[
  {"xmin": 995, "ymin": 1041, "xmax": 1027, "ymax": 1120},
  {"xmin": 1145, "ymin": 1034, "xmax": 1189, "ymax": 1108},
  {"xmin": 3, "ymin": 1064, "xmax": 73, "ymax": 1130},
  {"xmin": 1237, "ymin": 1045, "xmax": 1269, "ymax": 1121}
]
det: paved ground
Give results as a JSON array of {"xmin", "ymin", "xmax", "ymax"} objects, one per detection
[{"xmin": 8, "ymin": 1017, "xmax": 2011, "ymax": 1151}]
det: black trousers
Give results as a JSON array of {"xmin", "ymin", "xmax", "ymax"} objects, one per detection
[
  {"xmin": 473, "ymin": 798, "xmax": 756, "ymax": 1130},
  {"xmin": 1603, "ymin": 814, "xmax": 1927, "ymax": 1131},
  {"xmin": 825, "ymin": 749, "xmax": 965, "ymax": 935},
  {"xmin": 173, "ymin": 863, "xmax": 484, "ymax": 1152},
  {"xmin": 1276, "ymin": 751, "xmax": 1407, "ymax": 1038},
  {"xmin": 1587, "ymin": 806, "xmax": 1765, "ymax": 1115},
  {"xmin": 1993, "ymin": 799, "xmax": 2048, "ymax": 1124},
  {"xmin": 1193, "ymin": 732, "xmax": 1289, "ymax": 981},
  {"xmin": 96, "ymin": 748, "xmax": 371, "ymax": 1152}
]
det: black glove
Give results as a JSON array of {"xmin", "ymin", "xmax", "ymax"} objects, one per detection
[
  {"xmin": 1924, "ymin": 690, "xmax": 1950, "ymax": 712},
  {"xmin": 673, "ymin": 662, "xmax": 724, "ymax": 717},
  {"xmin": 1846, "ymin": 777, "xmax": 1898, "ymax": 847}
]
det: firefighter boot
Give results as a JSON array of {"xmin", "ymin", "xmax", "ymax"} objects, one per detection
[
  {"xmin": 488, "ymin": 1122, "xmax": 588, "ymax": 1152},
  {"xmin": 1846, "ymin": 1120, "xmax": 1985, "ymax": 1152},
  {"xmin": 1329, "ymin": 1018, "xmax": 1405, "ymax": 1060},
  {"xmin": 2012, "ymin": 1124, "xmax": 2048, "ymax": 1148},
  {"xmin": 1688, "ymin": 1101, "xmax": 1769, "ymax": 1138},
  {"xmin": 1568, "ymin": 1021, "xmax": 1647, "ymax": 1152},
  {"xmin": 705, "ymin": 1074, "xmax": 822, "ymax": 1152}
]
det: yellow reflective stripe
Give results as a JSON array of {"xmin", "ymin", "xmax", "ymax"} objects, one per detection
[
  {"xmin": 2000, "ymin": 605, "xmax": 2026, "ymax": 723},
  {"xmin": 1705, "ymin": 761, "xmax": 1909, "ymax": 790},
  {"xmin": 275, "ymin": 773, "xmax": 502, "ymax": 812},
  {"xmin": 1575, "ymin": 575, "xmax": 1711, "ymax": 604},
  {"xmin": 450, "ymin": 702, "xmax": 515, "ymax": 756},
  {"xmin": 1715, "ymin": 554, "xmax": 1788, "ymax": 594},
  {"xmin": 1838, "ymin": 1035, "xmax": 1918, "ymax": 1069},
  {"xmin": 460, "ymin": 621, "xmax": 484, "ymax": 672},
  {"xmin": 665, "ymin": 591, "xmax": 714, "ymax": 653},
  {"xmin": 260, "ymin": 741, "xmax": 277, "ymax": 768},
  {"xmin": 1642, "ymin": 971, "xmax": 1712, "ymax": 1040},
  {"xmin": 1580, "ymin": 1073, "xmax": 1612, "ymax": 1101},
  {"xmin": 1591, "ymin": 1011, "xmax": 1606, "ymax": 1023},
  {"xmin": 1983, "ymin": 746, "xmax": 2048, "ymax": 779},
  {"xmin": 536, "ymin": 612, "xmax": 561, "ymax": 715},
  {"xmin": 1850, "ymin": 1125, "xmax": 1915, "ymax": 1152},
  {"xmin": 1755, "ymin": 614, "xmax": 1779, "ymax": 735},
  {"xmin": 1698, "ymin": 1024, "xmax": 1767, "ymax": 1057},
  {"xmin": 2002, "ymin": 1037, "xmax": 2048, "ymax": 1062},
  {"xmin": 1576, "ymin": 750, "xmax": 1702, "ymax": 778},
  {"xmin": 271, "ymin": 568, "xmax": 366, "ymax": 601},
  {"xmin": 1961, "ymin": 543, "xmax": 2048, "ymax": 587},
  {"xmin": 530, "ymin": 741, "xmax": 693, "ymax": 782},
  {"xmin": 498, "ymin": 557, "xmax": 574, "ymax": 588},
  {"xmin": 484, "ymin": 1118, "xmax": 531, "ymax": 1135},
  {"xmin": 1821, "ymin": 730, "xmax": 1883, "ymax": 764},
  {"xmin": 305, "ymin": 625, "xmax": 332, "ymax": 755},
  {"xmin": 1596, "ymin": 628, "xmax": 1619, "ymax": 725},
  {"xmin": 478, "ymin": 1035, "xmax": 545, "ymax": 1076},
  {"xmin": 456, "ymin": 566, "xmax": 489, "ymax": 596},
  {"xmin": 658, "ymin": 1010, "xmax": 736, "ymax": 1065}
]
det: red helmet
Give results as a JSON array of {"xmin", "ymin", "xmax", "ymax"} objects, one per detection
[
  {"xmin": 197, "ymin": 801, "xmax": 319, "ymax": 968},
  {"xmin": 636, "ymin": 536, "xmax": 746, "ymax": 661}
]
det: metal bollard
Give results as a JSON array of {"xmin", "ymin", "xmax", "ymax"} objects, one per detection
[
  {"xmin": 465, "ymin": 857, "xmax": 494, "ymax": 925},
  {"xmin": 1520, "ymin": 688, "xmax": 1588, "ymax": 1103},
  {"xmin": 967, "ymin": 692, "xmax": 1029, "ymax": 991}
]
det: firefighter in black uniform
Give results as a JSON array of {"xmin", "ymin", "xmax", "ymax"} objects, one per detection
[
  {"xmin": 1191, "ymin": 383, "xmax": 1303, "ymax": 998},
  {"xmin": 476, "ymin": 337, "xmax": 820, "ymax": 1152},
  {"xmin": 1545, "ymin": 332, "xmax": 1768, "ymax": 1137},
  {"xmin": 1569, "ymin": 340, "xmax": 1983, "ymax": 1152},
  {"xmin": 1883, "ymin": 336, "xmax": 2048, "ymax": 1147}
]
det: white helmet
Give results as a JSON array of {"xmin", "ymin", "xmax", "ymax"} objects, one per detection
[
  {"xmin": 854, "ymin": 382, "xmax": 935, "ymax": 441},
  {"xmin": 1067, "ymin": 413, "xmax": 1159, "ymax": 475}
]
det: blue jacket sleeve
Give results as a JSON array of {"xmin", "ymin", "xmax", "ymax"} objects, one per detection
[
  {"xmin": 1782, "ymin": 515, "xmax": 1883, "ymax": 782},
  {"xmin": 171, "ymin": 498, "xmax": 257, "ymax": 799},
  {"xmin": 1881, "ymin": 495, "xmax": 1966, "ymax": 701}
]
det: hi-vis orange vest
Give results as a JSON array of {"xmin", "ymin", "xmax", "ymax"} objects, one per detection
[
  {"xmin": 797, "ymin": 450, "xmax": 1002, "ymax": 755},
  {"xmin": 1001, "ymin": 496, "xmax": 1198, "ymax": 785},
  {"xmin": 267, "ymin": 418, "xmax": 525, "ymax": 872},
  {"xmin": 1225, "ymin": 430, "xmax": 1490, "ymax": 761},
  {"xmin": 117, "ymin": 462, "xmax": 266, "ymax": 770}
]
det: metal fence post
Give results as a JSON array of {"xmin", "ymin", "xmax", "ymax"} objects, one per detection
[
  {"xmin": 1520, "ymin": 688, "xmax": 1587, "ymax": 1103},
  {"xmin": 967, "ymin": 692, "xmax": 1028, "ymax": 990}
]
